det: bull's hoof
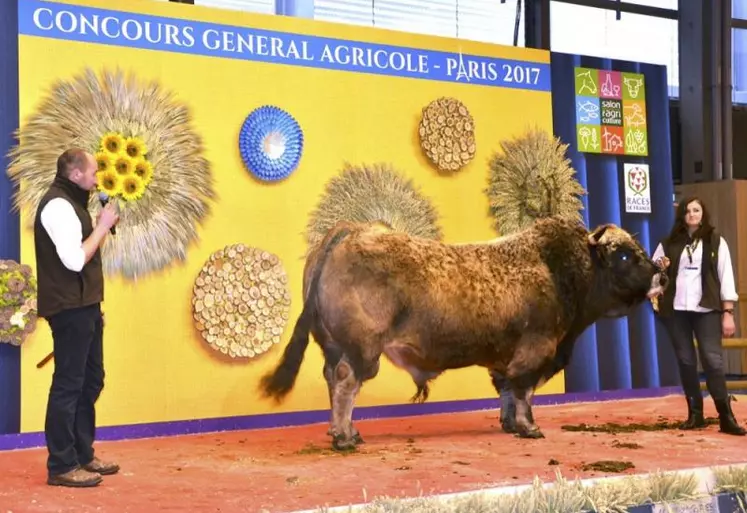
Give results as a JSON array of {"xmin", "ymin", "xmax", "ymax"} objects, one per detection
[
  {"xmin": 332, "ymin": 434, "xmax": 358, "ymax": 452},
  {"xmin": 516, "ymin": 426, "xmax": 545, "ymax": 439},
  {"xmin": 500, "ymin": 420, "xmax": 517, "ymax": 434},
  {"xmin": 501, "ymin": 423, "xmax": 517, "ymax": 434},
  {"xmin": 329, "ymin": 426, "xmax": 365, "ymax": 444}
]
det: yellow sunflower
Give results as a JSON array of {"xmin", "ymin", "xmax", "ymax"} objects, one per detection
[
  {"xmin": 120, "ymin": 175, "xmax": 146, "ymax": 202},
  {"xmin": 132, "ymin": 158, "xmax": 153, "ymax": 185},
  {"xmin": 97, "ymin": 170, "xmax": 121, "ymax": 197},
  {"xmin": 124, "ymin": 137, "xmax": 147, "ymax": 159},
  {"xmin": 101, "ymin": 132, "xmax": 125, "ymax": 155},
  {"xmin": 95, "ymin": 151, "xmax": 113, "ymax": 173},
  {"xmin": 114, "ymin": 155, "xmax": 134, "ymax": 176}
]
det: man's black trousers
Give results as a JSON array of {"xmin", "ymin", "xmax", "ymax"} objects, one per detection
[{"xmin": 44, "ymin": 303, "xmax": 104, "ymax": 476}]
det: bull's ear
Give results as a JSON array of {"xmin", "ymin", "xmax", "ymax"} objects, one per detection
[{"xmin": 588, "ymin": 224, "xmax": 611, "ymax": 246}]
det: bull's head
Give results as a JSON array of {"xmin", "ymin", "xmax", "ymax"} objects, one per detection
[{"xmin": 587, "ymin": 224, "xmax": 669, "ymax": 318}]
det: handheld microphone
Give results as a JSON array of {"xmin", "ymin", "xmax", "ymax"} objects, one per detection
[{"xmin": 98, "ymin": 192, "xmax": 116, "ymax": 235}]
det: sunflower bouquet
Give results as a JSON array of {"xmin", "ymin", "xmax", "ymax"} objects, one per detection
[
  {"xmin": 0, "ymin": 260, "xmax": 38, "ymax": 347},
  {"xmin": 95, "ymin": 132, "xmax": 153, "ymax": 202}
]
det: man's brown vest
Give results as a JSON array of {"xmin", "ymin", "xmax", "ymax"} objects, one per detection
[{"xmin": 33, "ymin": 175, "xmax": 104, "ymax": 319}]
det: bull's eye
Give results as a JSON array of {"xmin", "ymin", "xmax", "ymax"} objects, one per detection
[{"xmin": 616, "ymin": 250, "xmax": 632, "ymax": 263}]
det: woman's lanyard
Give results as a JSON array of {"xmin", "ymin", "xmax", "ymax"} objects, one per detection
[{"xmin": 685, "ymin": 238, "xmax": 700, "ymax": 265}]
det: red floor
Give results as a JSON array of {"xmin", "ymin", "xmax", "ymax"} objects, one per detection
[{"xmin": 1, "ymin": 394, "xmax": 746, "ymax": 513}]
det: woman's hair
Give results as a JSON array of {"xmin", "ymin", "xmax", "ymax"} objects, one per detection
[{"xmin": 666, "ymin": 196, "xmax": 714, "ymax": 243}]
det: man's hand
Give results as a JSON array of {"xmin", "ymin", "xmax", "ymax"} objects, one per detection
[
  {"xmin": 723, "ymin": 312, "xmax": 736, "ymax": 337},
  {"xmin": 97, "ymin": 202, "xmax": 120, "ymax": 232},
  {"xmin": 82, "ymin": 202, "xmax": 120, "ymax": 265},
  {"xmin": 656, "ymin": 256, "xmax": 670, "ymax": 270}
]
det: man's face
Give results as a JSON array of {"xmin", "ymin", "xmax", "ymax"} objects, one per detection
[{"xmin": 70, "ymin": 153, "xmax": 98, "ymax": 191}]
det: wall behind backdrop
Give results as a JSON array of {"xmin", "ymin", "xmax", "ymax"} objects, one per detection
[
  {"xmin": 12, "ymin": 0, "xmax": 558, "ymax": 434},
  {"xmin": 0, "ymin": 0, "xmax": 677, "ymax": 438}
]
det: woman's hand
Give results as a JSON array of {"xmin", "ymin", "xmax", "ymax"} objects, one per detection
[
  {"xmin": 655, "ymin": 256, "xmax": 670, "ymax": 270},
  {"xmin": 722, "ymin": 311, "xmax": 736, "ymax": 337}
]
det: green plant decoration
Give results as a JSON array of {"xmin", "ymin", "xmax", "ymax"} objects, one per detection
[{"xmin": 0, "ymin": 260, "xmax": 38, "ymax": 347}]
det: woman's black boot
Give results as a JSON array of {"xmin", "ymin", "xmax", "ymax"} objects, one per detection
[
  {"xmin": 714, "ymin": 396, "xmax": 747, "ymax": 436},
  {"xmin": 680, "ymin": 395, "xmax": 706, "ymax": 430}
]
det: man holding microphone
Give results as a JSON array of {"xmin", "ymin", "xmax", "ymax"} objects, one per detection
[{"xmin": 34, "ymin": 148, "xmax": 120, "ymax": 487}]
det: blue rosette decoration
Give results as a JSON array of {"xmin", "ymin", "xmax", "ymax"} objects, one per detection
[{"xmin": 239, "ymin": 106, "xmax": 304, "ymax": 182}]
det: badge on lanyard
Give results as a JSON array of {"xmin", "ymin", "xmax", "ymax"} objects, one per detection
[{"xmin": 684, "ymin": 239, "xmax": 699, "ymax": 271}]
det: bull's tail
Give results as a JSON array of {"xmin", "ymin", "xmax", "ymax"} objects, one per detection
[{"xmin": 258, "ymin": 224, "xmax": 354, "ymax": 403}]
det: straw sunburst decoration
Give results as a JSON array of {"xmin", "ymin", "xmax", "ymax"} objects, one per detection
[
  {"xmin": 6, "ymin": 68, "xmax": 216, "ymax": 280},
  {"xmin": 305, "ymin": 163, "xmax": 443, "ymax": 251},
  {"xmin": 485, "ymin": 128, "xmax": 587, "ymax": 236}
]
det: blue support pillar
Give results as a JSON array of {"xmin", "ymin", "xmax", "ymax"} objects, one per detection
[
  {"xmin": 0, "ymin": 0, "xmax": 21, "ymax": 435},
  {"xmin": 550, "ymin": 52, "xmax": 601, "ymax": 394}
]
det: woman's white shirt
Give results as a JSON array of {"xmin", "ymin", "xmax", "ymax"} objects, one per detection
[{"xmin": 652, "ymin": 237, "xmax": 738, "ymax": 312}]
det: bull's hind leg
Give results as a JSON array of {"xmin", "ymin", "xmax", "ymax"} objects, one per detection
[
  {"xmin": 328, "ymin": 355, "xmax": 379, "ymax": 451},
  {"xmin": 323, "ymin": 353, "xmax": 364, "ymax": 444}
]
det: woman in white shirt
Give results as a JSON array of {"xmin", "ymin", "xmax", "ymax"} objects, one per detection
[{"xmin": 652, "ymin": 197, "xmax": 744, "ymax": 436}]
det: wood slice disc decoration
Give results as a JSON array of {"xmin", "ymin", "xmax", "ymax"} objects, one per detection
[
  {"xmin": 418, "ymin": 97, "xmax": 476, "ymax": 173},
  {"xmin": 192, "ymin": 244, "xmax": 291, "ymax": 360}
]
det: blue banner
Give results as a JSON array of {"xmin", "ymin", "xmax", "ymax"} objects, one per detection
[{"xmin": 19, "ymin": 0, "xmax": 551, "ymax": 92}]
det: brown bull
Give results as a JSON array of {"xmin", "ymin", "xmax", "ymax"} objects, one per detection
[{"xmin": 259, "ymin": 216, "xmax": 668, "ymax": 450}]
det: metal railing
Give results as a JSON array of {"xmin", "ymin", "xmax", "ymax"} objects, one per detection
[{"xmin": 698, "ymin": 338, "xmax": 747, "ymax": 391}]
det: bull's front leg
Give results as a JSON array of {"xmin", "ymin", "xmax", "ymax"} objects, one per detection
[
  {"xmin": 505, "ymin": 337, "xmax": 560, "ymax": 439},
  {"xmin": 489, "ymin": 370, "xmax": 533, "ymax": 434},
  {"xmin": 510, "ymin": 384, "xmax": 543, "ymax": 438},
  {"xmin": 508, "ymin": 356, "xmax": 563, "ymax": 438},
  {"xmin": 509, "ymin": 346, "xmax": 573, "ymax": 436}
]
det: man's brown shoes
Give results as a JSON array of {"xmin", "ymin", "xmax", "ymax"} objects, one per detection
[
  {"xmin": 47, "ymin": 467, "xmax": 102, "ymax": 487},
  {"xmin": 47, "ymin": 458, "xmax": 120, "ymax": 487},
  {"xmin": 82, "ymin": 457, "xmax": 120, "ymax": 476}
]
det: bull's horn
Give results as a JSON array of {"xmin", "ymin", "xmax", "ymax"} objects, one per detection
[{"xmin": 588, "ymin": 224, "xmax": 612, "ymax": 245}]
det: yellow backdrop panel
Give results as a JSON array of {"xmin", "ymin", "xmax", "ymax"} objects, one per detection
[{"xmin": 18, "ymin": 0, "xmax": 559, "ymax": 432}]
